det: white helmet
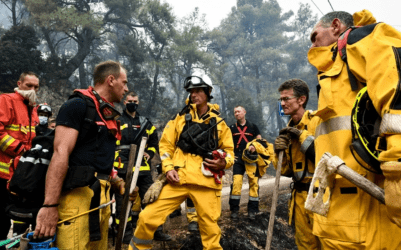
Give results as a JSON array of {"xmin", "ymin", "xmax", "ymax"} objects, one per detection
[{"xmin": 184, "ymin": 71, "xmax": 213, "ymax": 92}]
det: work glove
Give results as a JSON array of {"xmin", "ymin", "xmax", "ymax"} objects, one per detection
[
  {"xmin": 142, "ymin": 174, "xmax": 167, "ymax": 204},
  {"xmin": 274, "ymin": 134, "xmax": 290, "ymax": 153},
  {"xmin": 381, "ymin": 161, "xmax": 401, "ymax": 228},
  {"xmin": 279, "ymin": 127, "xmax": 303, "ymax": 139},
  {"xmin": 110, "ymin": 175, "xmax": 125, "ymax": 195},
  {"xmin": 129, "ymin": 186, "xmax": 139, "ymax": 202}
]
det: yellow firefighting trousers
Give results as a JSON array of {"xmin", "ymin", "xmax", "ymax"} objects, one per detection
[
  {"xmin": 232, "ymin": 174, "xmax": 259, "ymax": 199},
  {"xmin": 313, "ymin": 174, "xmax": 401, "ymax": 249},
  {"xmin": 290, "ymin": 190, "xmax": 320, "ymax": 250},
  {"xmin": 56, "ymin": 179, "xmax": 111, "ymax": 250},
  {"xmin": 186, "ymin": 199, "xmax": 198, "ymax": 223},
  {"xmin": 130, "ymin": 183, "xmax": 222, "ymax": 250}
]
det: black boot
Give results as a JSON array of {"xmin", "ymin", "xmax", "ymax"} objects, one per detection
[
  {"xmin": 154, "ymin": 227, "xmax": 172, "ymax": 241},
  {"xmin": 122, "ymin": 221, "xmax": 134, "ymax": 244},
  {"xmin": 188, "ymin": 221, "xmax": 199, "ymax": 232}
]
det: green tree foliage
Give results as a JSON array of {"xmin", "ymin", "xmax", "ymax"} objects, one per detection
[
  {"xmin": 163, "ymin": 8, "xmax": 214, "ymax": 110},
  {"xmin": 0, "ymin": 0, "xmax": 321, "ymax": 133},
  {"xmin": 207, "ymin": 0, "xmax": 294, "ymax": 137},
  {"xmin": 207, "ymin": 1, "xmax": 319, "ymax": 141},
  {"xmin": 0, "ymin": 25, "xmax": 44, "ymax": 92},
  {"xmin": 285, "ymin": 3, "xmax": 319, "ymax": 110},
  {"xmin": 114, "ymin": 0, "xmax": 176, "ymax": 123}
]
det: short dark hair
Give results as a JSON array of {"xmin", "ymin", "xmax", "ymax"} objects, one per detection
[
  {"xmin": 319, "ymin": 11, "xmax": 353, "ymax": 28},
  {"xmin": 19, "ymin": 71, "xmax": 39, "ymax": 82},
  {"xmin": 125, "ymin": 91, "xmax": 138, "ymax": 100},
  {"xmin": 278, "ymin": 79, "xmax": 310, "ymax": 108},
  {"xmin": 93, "ymin": 60, "xmax": 125, "ymax": 85}
]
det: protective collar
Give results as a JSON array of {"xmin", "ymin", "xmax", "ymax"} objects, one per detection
[
  {"xmin": 73, "ymin": 86, "xmax": 121, "ymax": 140},
  {"xmin": 307, "ymin": 42, "xmax": 337, "ymax": 72}
]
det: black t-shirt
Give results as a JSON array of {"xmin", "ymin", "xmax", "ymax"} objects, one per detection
[
  {"xmin": 230, "ymin": 121, "xmax": 260, "ymax": 156},
  {"xmin": 56, "ymin": 97, "xmax": 116, "ymax": 174}
]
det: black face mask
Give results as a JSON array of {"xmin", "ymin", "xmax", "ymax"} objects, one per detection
[{"xmin": 126, "ymin": 103, "xmax": 138, "ymax": 113}]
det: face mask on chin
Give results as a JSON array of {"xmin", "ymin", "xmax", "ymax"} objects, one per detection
[
  {"xmin": 126, "ymin": 103, "xmax": 138, "ymax": 113},
  {"xmin": 14, "ymin": 88, "xmax": 37, "ymax": 106},
  {"xmin": 39, "ymin": 116, "xmax": 48, "ymax": 125},
  {"xmin": 307, "ymin": 42, "xmax": 337, "ymax": 72}
]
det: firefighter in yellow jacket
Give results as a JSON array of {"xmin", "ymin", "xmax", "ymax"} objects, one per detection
[
  {"xmin": 308, "ymin": 10, "xmax": 401, "ymax": 249},
  {"xmin": 273, "ymin": 79, "xmax": 320, "ymax": 250},
  {"xmin": 130, "ymin": 73, "xmax": 234, "ymax": 250}
]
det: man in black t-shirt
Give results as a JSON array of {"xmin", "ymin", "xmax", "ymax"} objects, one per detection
[
  {"xmin": 34, "ymin": 61, "xmax": 129, "ymax": 250},
  {"xmin": 229, "ymin": 105, "xmax": 261, "ymax": 220}
]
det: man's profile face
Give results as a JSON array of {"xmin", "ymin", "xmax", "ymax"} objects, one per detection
[
  {"xmin": 190, "ymin": 87, "xmax": 207, "ymax": 105},
  {"xmin": 310, "ymin": 22, "xmax": 338, "ymax": 48},
  {"xmin": 280, "ymin": 88, "xmax": 303, "ymax": 116},
  {"xmin": 18, "ymin": 75, "xmax": 39, "ymax": 92},
  {"xmin": 110, "ymin": 68, "xmax": 128, "ymax": 103},
  {"xmin": 124, "ymin": 95, "xmax": 139, "ymax": 106},
  {"xmin": 234, "ymin": 107, "xmax": 246, "ymax": 121}
]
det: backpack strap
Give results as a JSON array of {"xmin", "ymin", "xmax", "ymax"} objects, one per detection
[
  {"xmin": 69, "ymin": 92, "xmax": 97, "ymax": 142},
  {"xmin": 338, "ymin": 27, "xmax": 360, "ymax": 91},
  {"xmin": 338, "ymin": 24, "xmax": 379, "ymax": 91}
]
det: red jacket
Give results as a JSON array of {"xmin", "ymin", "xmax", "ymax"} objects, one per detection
[{"xmin": 0, "ymin": 92, "xmax": 38, "ymax": 179}]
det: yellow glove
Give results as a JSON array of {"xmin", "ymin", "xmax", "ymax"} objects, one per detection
[
  {"xmin": 110, "ymin": 176, "xmax": 125, "ymax": 195},
  {"xmin": 382, "ymin": 161, "xmax": 401, "ymax": 228},
  {"xmin": 142, "ymin": 174, "xmax": 167, "ymax": 204}
]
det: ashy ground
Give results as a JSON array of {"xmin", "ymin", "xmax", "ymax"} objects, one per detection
[{"xmin": 108, "ymin": 171, "xmax": 296, "ymax": 250}]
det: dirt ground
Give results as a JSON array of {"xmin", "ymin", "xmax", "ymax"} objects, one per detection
[
  {"xmin": 107, "ymin": 172, "xmax": 296, "ymax": 250},
  {"xmin": 5, "ymin": 169, "xmax": 295, "ymax": 250}
]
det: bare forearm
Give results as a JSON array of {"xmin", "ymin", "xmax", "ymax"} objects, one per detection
[{"xmin": 43, "ymin": 152, "xmax": 69, "ymax": 205}]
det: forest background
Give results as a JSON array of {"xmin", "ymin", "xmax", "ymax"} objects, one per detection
[{"xmin": 0, "ymin": 0, "xmax": 320, "ymax": 141}]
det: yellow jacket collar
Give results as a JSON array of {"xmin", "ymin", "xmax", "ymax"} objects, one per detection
[
  {"xmin": 189, "ymin": 103, "xmax": 220, "ymax": 120},
  {"xmin": 308, "ymin": 42, "xmax": 337, "ymax": 72},
  {"xmin": 353, "ymin": 10, "xmax": 376, "ymax": 26}
]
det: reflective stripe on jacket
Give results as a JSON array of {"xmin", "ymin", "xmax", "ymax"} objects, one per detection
[
  {"xmin": 273, "ymin": 110, "xmax": 317, "ymax": 182},
  {"xmin": 0, "ymin": 92, "xmax": 38, "ymax": 179},
  {"xmin": 114, "ymin": 110, "xmax": 158, "ymax": 173},
  {"xmin": 308, "ymin": 10, "xmax": 401, "ymax": 246}
]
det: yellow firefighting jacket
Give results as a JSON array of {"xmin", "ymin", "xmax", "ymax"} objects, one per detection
[
  {"xmin": 274, "ymin": 110, "xmax": 317, "ymax": 182},
  {"xmin": 308, "ymin": 9, "xmax": 401, "ymax": 245},
  {"xmin": 242, "ymin": 138, "xmax": 274, "ymax": 178},
  {"xmin": 0, "ymin": 92, "xmax": 38, "ymax": 179},
  {"xmin": 273, "ymin": 110, "xmax": 317, "ymax": 225},
  {"xmin": 159, "ymin": 103, "xmax": 234, "ymax": 190}
]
